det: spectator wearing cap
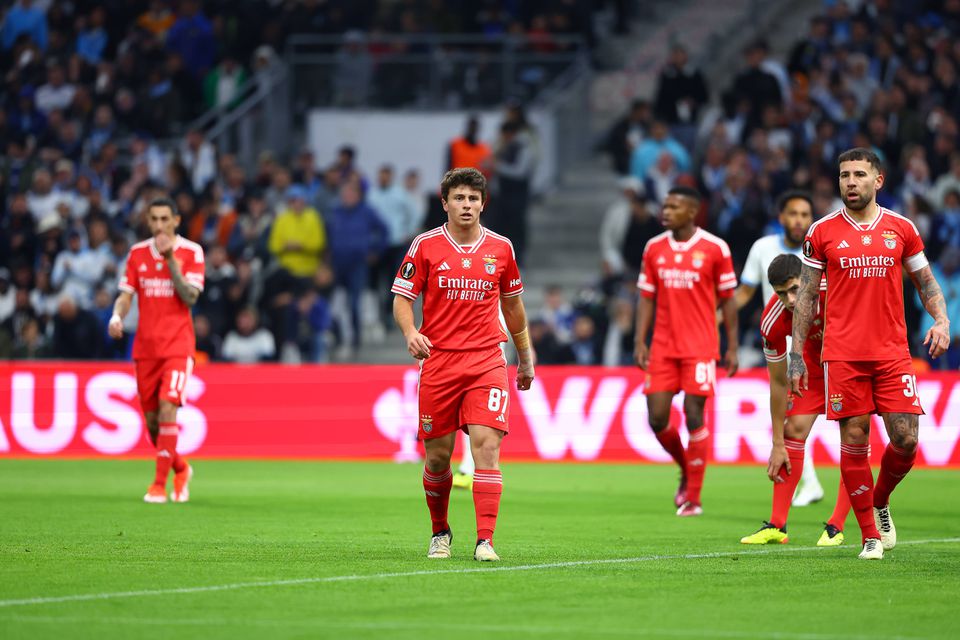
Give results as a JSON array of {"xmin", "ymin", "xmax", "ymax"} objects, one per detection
[
  {"xmin": 326, "ymin": 181, "xmax": 388, "ymax": 349},
  {"xmin": 51, "ymin": 229, "xmax": 104, "ymax": 309},
  {"xmin": 268, "ymin": 185, "xmax": 326, "ymax": 282},
  {"xmin": 1, "ymin": 0, "xmax": 48, "ymax": 51},
  {"xmin": 35, "ymin": 63, "xmax": 76, "ymax": 115}
]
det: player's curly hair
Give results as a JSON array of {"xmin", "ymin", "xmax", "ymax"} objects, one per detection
[
  {"xmin": 838, "ymin": 147, "xmax": 883, "ymax": 174},
  {"xmin": 440, "ymin": 167, "xmax": 487, "ymax": 201}
]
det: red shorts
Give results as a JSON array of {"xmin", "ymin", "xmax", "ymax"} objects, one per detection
[
  {"xmin": 644, "ymin": 357, "xmax": 716, "ymax": 397},
  {"xmin": 135, "ymin": 357, "xmax": 193, "ymax": 413},
  {"xmin": 418, "ymin": 347, "xmax": 509, "ymax": 440},
  {"xmin": 823, "ymin": 359, "xmax": 924, "ymax": 420},
  {"xmin": 786, "ymin": 361, "xmax": 825, "ymax": 416}
]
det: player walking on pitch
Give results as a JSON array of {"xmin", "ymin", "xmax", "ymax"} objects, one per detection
[
  {"xmin": 634, "ymin": 186, "xmax": 739, "ymax": 516},
  {"xmin": 740, "ymin": 254, "xmax": 851, "ymax": 546},
  {"xmin": 734, "ymin": 190, "xmax": 825, "ymax": 507},
  {"xmin": 109, "ymin": 197, "xmax": 205, "ymax": 503},
  {"xmin": 392, "ymin": 167, "xmax": 534, "ymax": 561},
  {"xmin": 791, "ymin": 148, "xmax": 950, "ymax": 559}
]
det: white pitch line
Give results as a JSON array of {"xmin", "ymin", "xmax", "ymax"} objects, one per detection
[{"xmin": 0, "ymin": 537, "xmax": 957, "ymax": 609}]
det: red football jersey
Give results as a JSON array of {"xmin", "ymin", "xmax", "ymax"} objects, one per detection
[
  {"xmin": 801, "ymin": 207, "xmax": 927, "ymax": 361},
  {"xmin": 637, "ymin": 228, "xmax": 737, "ymax": 359},
  {"xmin": 391, "ymin": 224, "xmax": 523, "ymax": 351},
  {"xmin": 760, "ymin": 286, "xmax": 826, "ymax": 365},
  {"xmin": 119, "ymin": 236, "xmax": 205, "ymax": 360}
]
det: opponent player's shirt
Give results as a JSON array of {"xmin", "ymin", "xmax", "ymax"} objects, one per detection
[
  {"xmin": 637, "ymin": 228, "xmax": 737, "ymax": 359},
  {"xmin": 741, "ymin": 233, "xmax": 803, "ymax": 306},
  {"xmin": 391, "ymin": 224, "xmax": 522, "ymax": 351},
  {"xmin": 760, "ymin": 287, "xmax": 826, "ymax": 366},
  {"xmin": 801, "ymin": 207, "xmax": 927, "ymax": 361},
  {"xmin": 119, "ymin": 236, "xmax": 205, "ymax": 360}
]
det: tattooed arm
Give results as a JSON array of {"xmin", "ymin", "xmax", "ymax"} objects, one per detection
[
  {"xmin": 165, "ymin": 253, "xmax": 201, "ymax": 306},
  {"xmin": 909, "ymin": 264, "xmax": 951, "ymax": 359},
  {"xmin": 788, "ymin": 264, "xmax": 822, "ymax": 396}
]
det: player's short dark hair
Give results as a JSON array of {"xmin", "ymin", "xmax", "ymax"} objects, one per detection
[
  {"xmin": 776, "ymin": 189, "xmax": 814, "ymax": 214},
  {"xmin": 767, "ymin": 254, "xmax": 802, "ymax": 287},
  {"xmin": 148, "ymin": 196, "xmax": 180, "ymax": 217},
  {"xmin": 668, "ymin": 185, "xmax": 702, "ymax": 205},
  {"xmin": 838, "ymin": 147, "xmax": 883, "ymax": 174},
  {"xmin": 440, "ymin": 167, "xmax": 487, "ymax": 201}
]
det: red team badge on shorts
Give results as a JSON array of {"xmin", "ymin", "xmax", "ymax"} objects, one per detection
[
  {"xmin": 830, "ymin": 393, "xmax": 843, "ymax": 413},
  {"xmin": 421, "ymin": 415, "xmax": 433, "ymax": 434}
]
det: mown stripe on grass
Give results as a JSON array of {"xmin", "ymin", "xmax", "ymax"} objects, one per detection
[{"xmin": 1, "ymin": 537, "xmax": 957, "ymax": 609}]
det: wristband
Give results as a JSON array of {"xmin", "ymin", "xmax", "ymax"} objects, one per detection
[
  {"xmin": 512, "ymin": 326, "xmax": 531, "ymax": 351},
  {"xmin": 110, "ymin": 314, "xmax": 121, "ymax": 324}
]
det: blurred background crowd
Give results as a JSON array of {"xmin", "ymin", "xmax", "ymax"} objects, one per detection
[{"xmin": 0, "ymin": 0, "xmax": 958, "ymax": 369}]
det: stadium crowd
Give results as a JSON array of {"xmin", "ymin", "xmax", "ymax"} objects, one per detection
[{"xmin": 569, "ymin": 0, "xmax": 960, "ymax": 369}]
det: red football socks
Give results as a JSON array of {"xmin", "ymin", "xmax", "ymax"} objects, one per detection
[
  {"xmin": 473, "ymin": 469, "xmax": 503, "ymax": 542},
  {"xmin": 685, "ymin": 428, "xmax": 709, "ymax": 505},
  {"xmin": 873, "ymin": 443, "xmax": 916, "ymax": 508},
  {"xmin": 769, "ymin": 437, "xmax": 805, "ymax": 529},
  {"xmin": 172, "ymin": 452, "xmax": 187, "ymax": 474},
  {"xmin": 827, "ymin": 477, "xmax": 852, "ymax": 529},
  {"xmin": 840, "ymin": 443, "xmax": 880, "ymax": 542},
  {"xmin": 422, "ymin": 466, "xmax": 452, "ymax": 534},
  {"xmin": 655, "ymin": 424, "xmax": 688, "ymax": 473},
  {"xmin": 154, "ymin": 423, "xmax": 178, "ymax": 487}
]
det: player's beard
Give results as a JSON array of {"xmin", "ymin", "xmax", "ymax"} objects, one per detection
[{"xmin": 841, "ymin": 189, "xmax": 872, "ymax": 211}]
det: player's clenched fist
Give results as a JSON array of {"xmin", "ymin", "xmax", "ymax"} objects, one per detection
[
  {"xmin": 516, "ymin": 360, "xmax": 534, "ymax": 391},
  {"xmin": 108, "ymin": 314, "xmax": 124, "ymax": 339}
]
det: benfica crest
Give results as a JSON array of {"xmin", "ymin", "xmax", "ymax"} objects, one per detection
[
  {"xmin": 421, "ymin": 416, "xmax": 433, "ymax": 433},
  {"xmin": 830, "ymin": 393, "xmax": 843, "ymax": 413},
  {"xmin": 692, "ymin": 250, "xmax": 705, "ymax": 268},
  {"xmin": 882, "ymin": 231, "xmax": 897, "ymax": 249},
  {"xmin": 483, "ymin": 256, "xmax": 497, "ymax": 275}
]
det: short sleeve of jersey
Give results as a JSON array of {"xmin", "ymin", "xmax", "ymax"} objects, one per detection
[
  {"xmin": 120, "ymin": 253, "xmax": 138, "ymax": 294},
  {"xmin": 391, "ymin": 241, "xmax": 427, "ymax": 300},
  {"xmin": 760, "ymin": 299, "xmax": 787, "ymax": 362},
  {"xmin": 183, "ymin": 246, "xmax": 205, "ymax": 291},
  {"xmin": 714, "ymin": 243, "xmax": 737, "ymax": 299},
  {"xmin": 637, "ymin": 243, "xmax": 657, "ymax": 298},
  {"xmin": 740, "ymin": 241, "xmax": 763, "ymax": 287},
  {"xmin": 500, "ymin": 245, "xmax": 523, "ymax": 298},
  {"xmin": 801, "ymin": 226, "xmax": 825, "ymax": 270},
  {"xmin": 902, "ymin": 220, "xmax": 927, "ymax": 273}
]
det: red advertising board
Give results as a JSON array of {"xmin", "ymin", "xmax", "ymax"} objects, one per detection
[{"xmin": 1, "ymin": 362, "xmax": 959, "ymax": 465}]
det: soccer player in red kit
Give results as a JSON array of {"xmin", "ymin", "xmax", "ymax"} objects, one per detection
[
  {"xmin": 108, "ymin": 197, "xmax": 205, "ymax": 504},
  {"xmin": 791, "ymin": 148, "xmax": 950, "ymax": 559},
  {"xmin": 634, "ymin": 186, "xmax": 739, "ymax": 517},
  {"xmin": 392, "ymin": 167, "xmax": 534, "ymax": 561},
  {"xmin": 740, "ymin": 254, "xmax": 851, "ymax": 546}
]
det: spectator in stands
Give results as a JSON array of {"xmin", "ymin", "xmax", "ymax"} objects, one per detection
[
  {"xmin": 368, "ymin": 163, "xmax": 418, "ymax": 281},
  {"xmin": 203, "ymin": 54, "xmax": 248, "ymax": 110},
  {"xmin": 179, "ymin": 129, "xmax": 217, "ymax": 195},
  {"xmin": 653, "ymin": 44, "xmax": 708, "ymax": 150},
  {"xmin": 915, "ymin": 246, "xmax": 960, "ymax": 370},
  {"xmin": 193, "ymin": 313, "xmax": 220, "ymax": 363},
  {"xmin": 227, "ymin": 190, "xmax": 273, "ymax": 262},
  {"xmin": 26, "ymin": 169, "xmax": 62, "ymax": 224},
  {"xmin": 221, "ymin": 307, "xmax": 276, "ymax": 363},
  {"xmin": 0, "ymin": 268, "xmax": 16, "ymax": 325},
  {"xmin": 724, "ymin": 40, "xmax": 782, "ymax": 138},
  {"xmin": 600, "ymin": 177, "xmax": 643, "ymax": 281},
  {"xmin": 137, "ymin": 1, "xmax": 177, "ymax": 39},
  {"xmin": 1, "ymin": 193, "xmax": 37, "ymax": 269},
  {"xmin": 284, "ymin": 286, "xmax": 333, "ymax": 363},
  {"xmin": 166, "ymin": 0, "xmax": 216, "ymax": 79},
  {"xmin": 447, "ymin": 116, "xmax": 493, "ymax": 177},
  {"xmin": 51, "ymin": 229, "xmax": 103, "ymax": 309},
  {"xmin": 10, "ymin": 317, "xmax": 50, "ymax": 359},
  {"xmin": 196, "ymin": 244, "xmax": 237, "ymax": 338},
  {"xmin": 333, "ymin": 30, "xmax": 373, "ymax": 107},
  {"xmin": 326, "ymin": 181, "xmax": 388, "ymax": 350},
  {"xmin": 629, "ymin": 120, "xmax": 691, "ymax": 181},
  {"xmin": 76, "ymin": 6, "xmax": 108, "ymax": 66},
  {"xmin": 1, "ymin": 0, "xmax": 47, "ymax": 52},
  {"xmin": 537, "ymin": 285, "xmax": 576, "ymax": 345},
  {"xmin": 35, "ymin": 62, "xmax": 76, "ymax": 115},
  {"xmin": 492, "ymin": 120, "xmax": 535, "ymax": 263},
  {"xmin": 51, "ymin": 292, "xmax": 102, "ymax": 359},
  {"xmin": 9, "ymin": 85, "xmax": 46, "ymax": 140},
  {"xmin": 606, "ymin": 99, "xmax": 653, "ymax": 176},
  {"xmin": 267, "ymin": 184, "xmax": 326, "ymax": 288}
]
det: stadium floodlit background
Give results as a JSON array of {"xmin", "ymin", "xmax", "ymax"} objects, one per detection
[{"xmin": 1, "ymin": 0, "xmax": 959, "ymax": 638}]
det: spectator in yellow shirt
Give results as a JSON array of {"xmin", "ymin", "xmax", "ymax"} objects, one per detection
[{"xmin": 268, "ymin": 185, "xmax": 325, "ymax": 284}]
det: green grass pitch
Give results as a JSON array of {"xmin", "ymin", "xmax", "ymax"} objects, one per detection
[{"xmin": 1, "ymin": 460, "xmax": 958, "ymax": 640}]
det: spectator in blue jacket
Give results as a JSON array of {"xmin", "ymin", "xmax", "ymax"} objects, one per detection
[
  {"xmin": 326, "ymin": 181, "xmax": 388, "ymax": 350},
  {"xmin": 1, "ymin": 0, "xmax": 47, "ymax": 51},
  {"xmin": 165, "ymin": 0, "xmax": 216, "ymax": 78}
]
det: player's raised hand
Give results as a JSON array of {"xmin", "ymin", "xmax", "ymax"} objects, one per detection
[
  {"xmin": 634, "ymin": 342, "xmax": 650, "ymax": 370},
  {"xmin": 767, "ymin": 443, "xmax": 790, "ymax": 483},
  {"xmin": 788, "ymin": 352, "xmax": 807, "ymax": 397},
  {"xmin": 923, "ymin": 320, "xmax": 951, "ymax": 359},
  {"xmin": 516, "ymin": 360, "xmax": 534, "ymax": 391},
  {"xmin": 724, "ymin": 346, "xmax": 739, "ymax": 377},
  {"xmin": 108, "ymin": 314, "xmax": 124, "ymax": 339},
  {"xmin": 155, "ymin": 233, "xmax": 174, "ymax": 257},
  {"xmin": 405, "ymin": 331, "xmax": 433, "ymax": 360}
]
